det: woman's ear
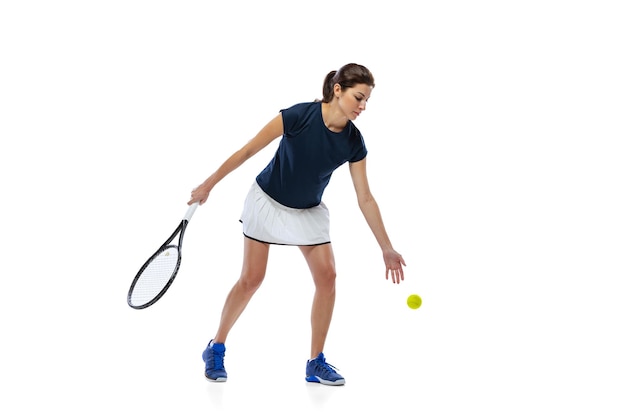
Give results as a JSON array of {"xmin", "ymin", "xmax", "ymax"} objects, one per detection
[{"xmin": 333, "ymin": 83, "xmax": 342, "ymax": 99}]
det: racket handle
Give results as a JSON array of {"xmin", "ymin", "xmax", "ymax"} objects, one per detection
[{"xmin": 184, "ymin": 202, "xmax": 199, "ymax": 221}]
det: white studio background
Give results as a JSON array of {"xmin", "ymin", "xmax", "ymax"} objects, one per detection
[{"xmin": 1, "ymin": 1, "xmax": 624, "ymax": 417}]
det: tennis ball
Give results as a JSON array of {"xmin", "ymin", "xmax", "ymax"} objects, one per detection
[{"xmin": 407, "ymin": 294, "xmax": 422, "ymax": 310}]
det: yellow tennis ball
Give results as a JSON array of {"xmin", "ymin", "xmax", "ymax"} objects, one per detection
[{"xmin": 407, "ymin": 294, "xmax": 422, "ymax": 309}]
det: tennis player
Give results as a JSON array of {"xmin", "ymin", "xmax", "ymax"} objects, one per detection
[{"xmin": 188, "ymin": 63, "xmax": 406, "ymax": 385}]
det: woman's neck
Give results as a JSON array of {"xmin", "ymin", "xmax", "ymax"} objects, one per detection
[{"xmin": 321, "ymin": 102, "xmax": 348, "ymax": 132}]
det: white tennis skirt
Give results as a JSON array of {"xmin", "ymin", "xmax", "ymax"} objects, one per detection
[{"xmin": 239, "ymin": 182, "xmax": 331, "ymax": 246}]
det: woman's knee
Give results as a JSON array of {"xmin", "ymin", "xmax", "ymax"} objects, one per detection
[
  {"xmin": 238, "ymin": 270, "xmax": 265, "ymax": 292},
  {"xmin": 313, "ymin": 264, "xmax": 336, "ymax": 290},
  {"xmin": 238, "ymin": 238, "xmax": 269, "ymax": 292}
]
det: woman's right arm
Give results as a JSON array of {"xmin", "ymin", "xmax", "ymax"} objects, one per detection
[{"xmin": 188, "ymin": 113, "xmax": 283, "ymax": 205}]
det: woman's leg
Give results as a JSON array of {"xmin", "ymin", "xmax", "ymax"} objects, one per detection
[
  {"xmin": 213, "ymin": 237, "xmax": 270, "ymax": 343},
  {"xmin": 299, "ymin": 243, "xmax": 337, "ymax": 358}
]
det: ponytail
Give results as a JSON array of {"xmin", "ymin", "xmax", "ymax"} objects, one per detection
[{"xmin": 321, "ymin": 71, "xmax": 337, "ymax": 103}]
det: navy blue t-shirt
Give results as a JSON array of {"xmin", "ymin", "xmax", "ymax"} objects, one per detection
[{"xmin": 256, "ymin": 101, "xmax": 368, "ymax": 208}]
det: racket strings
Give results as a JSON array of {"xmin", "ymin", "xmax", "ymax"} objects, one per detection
[{"xmin": 129, "ymin": 246, "xmax": 180, "ymax": 307}]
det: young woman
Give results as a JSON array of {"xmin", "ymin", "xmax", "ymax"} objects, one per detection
[{"xmin": 188, "ymin": 63, "xmax": 406, "ymax": 386}]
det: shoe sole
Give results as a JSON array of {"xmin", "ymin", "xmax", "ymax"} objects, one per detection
[
  {"xmin": 305, "ymin": 375, "xmax": 345, "ymax": 386},
  {"xmin": 205, "ymin": 373, "xmax": 227, "ymax": 382}
]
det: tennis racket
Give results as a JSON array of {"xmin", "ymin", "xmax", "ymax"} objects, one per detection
[{"xmin": 127, "ymin": 202, "xmax": 199, "ymax": 309}]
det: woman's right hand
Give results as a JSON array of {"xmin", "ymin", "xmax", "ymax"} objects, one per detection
[{"xmin": 188, "ymin": 182, "xmax": 211, "ymax": 206}]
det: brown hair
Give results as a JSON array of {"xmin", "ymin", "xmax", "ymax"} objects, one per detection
[{"xmin": 320, "ymin": 63, "xmax": 375, "ymax": 103}]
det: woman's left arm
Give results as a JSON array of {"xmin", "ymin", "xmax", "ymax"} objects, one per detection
[{"xmin": 349, "ymin": 158, "xmax": 406, "ymax": 284}]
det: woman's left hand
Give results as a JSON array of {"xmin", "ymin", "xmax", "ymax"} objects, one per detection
[{"xmin": 383, "ymin": 249, "xmax": 406, "ymax": 284}]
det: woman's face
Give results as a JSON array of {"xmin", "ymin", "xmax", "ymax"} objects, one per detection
[{"xmin": 336, "ymin": 83, "xmax": 373, "ymax": 120}]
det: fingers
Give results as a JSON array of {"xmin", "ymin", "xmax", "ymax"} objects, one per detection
[
  {"xmin": 187, "ymin": 195, "xmax": 201, "ymax": 205},
  {"xmin": 385, "ymin": 265, "xmax": 404, "ymax": 284},
  {"xmin": 188, "ymin": 188, "xmax": 209, "ymax": 206},
  {"xmin": 393, "ymin": 267, "xmax": 404, "ymax": 284},
  {"xmin": 188, "ymin": 198, "xmax": 206, "ymax": 206}
]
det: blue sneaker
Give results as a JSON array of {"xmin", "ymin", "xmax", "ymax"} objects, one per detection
[
  {"xmin": 305, "ymin": 352, "xmax": 345, "ymax": 386},
  {"xmin": 202, "ymin": 340, "xmax": 227, "ymax": 382}
]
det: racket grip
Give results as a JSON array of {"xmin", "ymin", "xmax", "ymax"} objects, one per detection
[{"xmin": 184, "ymin": 202, "xmax": 199, "ymax": 221}]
